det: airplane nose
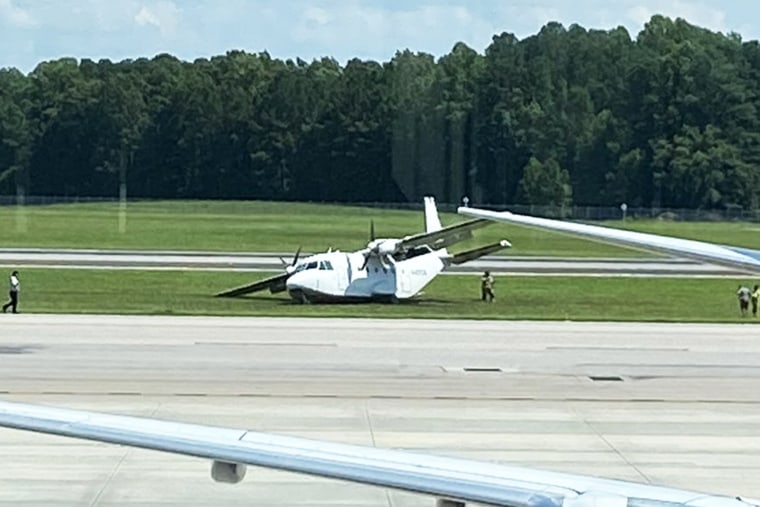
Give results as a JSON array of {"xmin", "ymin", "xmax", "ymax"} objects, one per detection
[
  {"xmin": 287, "ymin": 272, "xmax": 317, "ymax": 295},
  {"xmin": 285, "ymin": 273, "xmax": 305, "ymax": 291},
  {"xmin": 286, "ymin": 273, "xmax": 313, "ymax": 304}
]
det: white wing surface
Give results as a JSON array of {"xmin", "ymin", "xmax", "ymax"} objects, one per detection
[
  {"xmin": 458, "ymin": 207, "xmax": 760, "ymax": 274},
  {"xmin": 0, "ymin": 400, "xmax": 756, "ymax": 507}
]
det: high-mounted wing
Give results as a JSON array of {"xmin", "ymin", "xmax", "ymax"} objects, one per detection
[
  {"xmin": 0, "ymin": 400, "xmax": 756, "ymax": 507},
  {"xmin": 458, "ymin": 207, "xmax": 760, "ymax": 274},
  {"xmin": 360, "ymin": 197, "xmax": 494, "ymax": 269},
  {"xmin": 399, "ymin": 218, "xmax": 492, "ymax": 251},
  {"xmin": 445, "ymin": 240, "xmax": 512, "ymax": 265},
  {"xmin": 360, "ymin": 218, "xmax": 493, "ymax": 269}
]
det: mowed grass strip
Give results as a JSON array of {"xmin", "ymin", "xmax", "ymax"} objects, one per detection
[
  {"xmin": 8, "ymin": 268, "xmax": 757, "ymax": 323},
  {"xmin": 4, "ymin": 200, "xmax": 757, "ymax": 257},
  {"xmin": 0, "ymin": 200, "xmax": 635, "ymax": 256}
]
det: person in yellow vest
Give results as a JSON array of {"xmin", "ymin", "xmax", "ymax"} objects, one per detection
[
  {"xmin": 481, "ymin": 271, "xmax": 494, "ymax": 302},
  {"xmin": 752, "ymin": 285, "xmax": 760, "ymax": 317}
]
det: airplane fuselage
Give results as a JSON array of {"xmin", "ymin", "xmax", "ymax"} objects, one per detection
[{"xmin": 285, "ymin": 249, "xmax": 444, "ymax": 303}]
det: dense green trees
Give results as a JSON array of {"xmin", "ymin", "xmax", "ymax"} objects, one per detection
[{"xmin": 2, "ymin": 15, "xmax": 760, "ymax": 209}]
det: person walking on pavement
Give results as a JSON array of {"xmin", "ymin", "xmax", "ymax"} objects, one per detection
[{"xmin": 2, "ymin": 270, "xmax": 19, "ymax": 314}]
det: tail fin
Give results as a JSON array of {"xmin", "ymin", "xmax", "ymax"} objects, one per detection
[{"xmin": 423, "ymin": 196, "xmax": 442, "ymax": 233}]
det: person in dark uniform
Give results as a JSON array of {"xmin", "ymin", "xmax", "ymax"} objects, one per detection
[
  {"xmin": 481, "ymin": 271, "xmax": 494, "ymax": 302},
  {"xmin": 737, "ymin": 285, "xmax": 751, "ymax": 317},
  {"xmin": 2, "ymin": 270, "xmax": 19, "ymax": 314}
]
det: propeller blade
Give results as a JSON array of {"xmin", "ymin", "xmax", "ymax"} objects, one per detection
[
  {"xmin": 292, "ymin": 246, "xmax": 302, "ymax": 266},
  {"xmin": 370, "ymin": 220, "xmax": 375, "ymax": 242}
]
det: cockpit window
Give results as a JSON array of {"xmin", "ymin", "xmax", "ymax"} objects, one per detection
[
  {"xmin": 295, "ymin": 261, "xmax": 320, "ymax": 272},
  {"xmin": 393, "ymin": 245, "xmax": 432, "ymax": 262},
  {"xmin": 320, "ymin": 260, "xmax": 333, "ymax": 270}
]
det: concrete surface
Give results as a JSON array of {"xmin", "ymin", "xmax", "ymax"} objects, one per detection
[
  {"xmin": 0, "ymin": 315, "xmax": 758, "ymax": 506},
  {"xmin": 0, "ymin": 248, "xmax": 742, "ymax": 276}
]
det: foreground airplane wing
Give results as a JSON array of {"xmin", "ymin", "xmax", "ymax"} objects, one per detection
[
  {"xmin": 0, "ymin": 400, "xmax": 756, "ymax": 507},
  {"xmin": 458, "ymin": 207, "xmax": 760, "ymax": 274},
  {"xmin": 215, "ymin": 272, "xmax": 289, "ymax": 297}
]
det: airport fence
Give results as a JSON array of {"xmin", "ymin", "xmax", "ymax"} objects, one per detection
[{"xmin": 1, "ymin": 195, "xmax": 759, "ymax": 222}]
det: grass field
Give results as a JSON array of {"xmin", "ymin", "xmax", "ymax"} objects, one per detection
[
  {"xmin": 1, "ymin": 201, "xmax": 758, "ymax": 323},
  {"xmin": 1, "ymin": 200, "xmax": 759, "ymax": 257},
  {"xmin": 5, "ymin": 268, "xmax": 756, "ymax": 323}
]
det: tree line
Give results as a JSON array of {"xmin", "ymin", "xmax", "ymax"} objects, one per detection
[{"xmin": 1, "ymin": 15, "xmax": 760, "ymax": 210}]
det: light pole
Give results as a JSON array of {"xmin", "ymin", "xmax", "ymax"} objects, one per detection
[
  {"xmin": 118, "ymin": 151, "xmax": 127, "ymax": 234},
  {"xmin": 15, "ymin": 183, "xmax": 27, "ymax": 233}
]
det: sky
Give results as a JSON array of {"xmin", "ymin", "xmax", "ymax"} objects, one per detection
[{"xmin": 1, "ymin": 0, "xmax": 758, "ymax": 73}]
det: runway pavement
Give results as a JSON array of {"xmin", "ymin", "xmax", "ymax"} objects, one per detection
[
  {"xmin": 0, "ymin": 247, "xmax": 744, "ymax": 276},
  {"xmin": 0, "ymin": 315, "xmax": 758, "ymax": 506}
]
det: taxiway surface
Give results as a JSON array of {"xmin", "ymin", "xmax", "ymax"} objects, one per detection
[
  {"xmin": 0, "ymin": 315, "xmax": 758, "ymax": 506},
  {"xmin": 0, "ymin": 247, "xmax": 743, "ymax": 276}
]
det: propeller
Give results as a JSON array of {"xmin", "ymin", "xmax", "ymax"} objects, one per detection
[
  {"xmin": 280, "ymin": 246, "xmax": 302, "ymax": 273},
  {"xmin": 292, "ymin": 246, "xmax": 302, "ymax": 266},
  {"xmin": 361, "ymin": 221, "xmax": 376, "ymax": 271},
  {"xmin": 360, "ymin": 220, "xmax": 398, "ymax": 271}
]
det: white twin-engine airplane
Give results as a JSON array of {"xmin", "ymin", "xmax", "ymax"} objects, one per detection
[
  {"xmin": 216, "ymin": 196, "xmax": 511, "ymax": 303},
  {"xmin": 1, "ymin": 203, "xmax": 760, "ymax": 507}
]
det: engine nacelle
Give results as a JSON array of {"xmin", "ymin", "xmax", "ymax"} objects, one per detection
[
  {"xmin": 211, "ymin": 460, "xmax": 247, "ymax": 484},
  {"xmin": 376, "ymin": 239, "xmax": 400, "ymax": 256}
]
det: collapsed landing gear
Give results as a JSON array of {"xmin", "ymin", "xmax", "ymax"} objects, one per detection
[{"xmin": 290, "ymin": 290, "xmax": 311, "ymax": 305}]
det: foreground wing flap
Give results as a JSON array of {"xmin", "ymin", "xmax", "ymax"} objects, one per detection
[
  {"xmin": 458, "ymin": 207, "xmax": 760, "ymax": 274},
  {"xmin": 0, "ymin": 400, "xmax": 753, "ymax": 507}
]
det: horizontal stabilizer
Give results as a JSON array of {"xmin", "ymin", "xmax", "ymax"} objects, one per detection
[
  {"xmin": 215, "ymin": 273, "xmax": 289, "ymax": 297},
  {"xmin": 447, "ymin": 240, "xmax": 511, "ymax": 265}
]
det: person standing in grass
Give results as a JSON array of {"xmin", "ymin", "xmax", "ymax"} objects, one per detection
[
  {"xmin": 752, "ymin": 285, "xmax": 760, "ymax": 317},
  {"xmin": 2, "ymin": 271, "xmax": 19, "ymax": 314},
  {"xmin": 737, "ymin": 285, "xmax": 751, "ymax": 317},
  {"xmin": 481, "ymin": 271, "xmax": 495, "ymax": 302}
]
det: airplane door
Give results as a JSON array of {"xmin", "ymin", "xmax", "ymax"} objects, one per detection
[
  {"xmin": 337, "ymin": 254, "xmax": 350, "ymax": 291},
  {"xmin": 400, "ymin": 268, "xmax": 411, "ymax": 293}
]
